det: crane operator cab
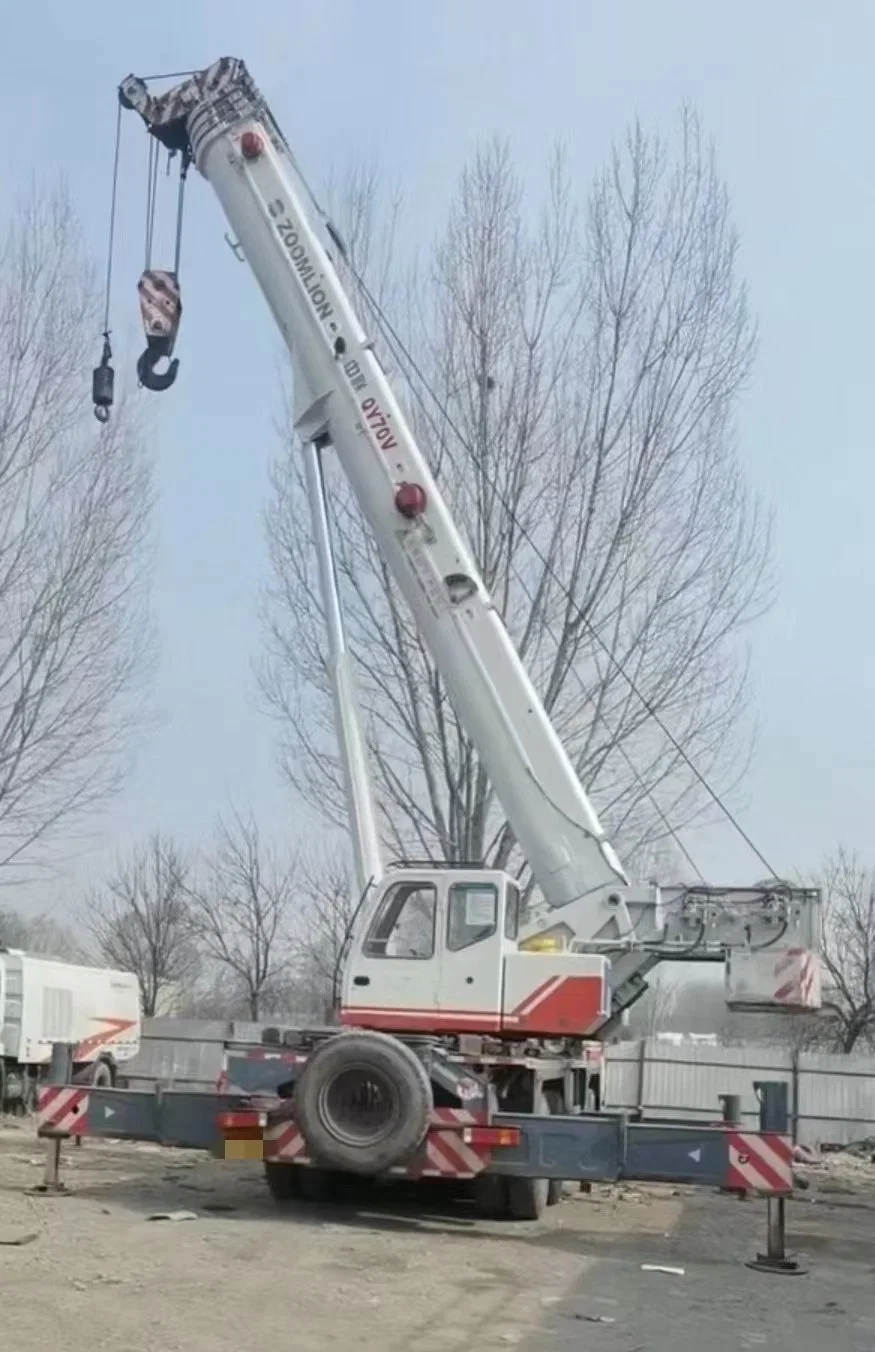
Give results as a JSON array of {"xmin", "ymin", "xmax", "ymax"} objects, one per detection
[{"xmin": 339, "ymin": 866, "xmax": 610, "ymax": 1038}]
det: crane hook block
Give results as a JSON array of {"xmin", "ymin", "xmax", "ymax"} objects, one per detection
[
  {"xmin": 136, "ymin": 269, "xmax": 182, "ymax": 393},
  {"xmin": 92, "ymin": 335, "xmax": 115, "ymax": 424}
]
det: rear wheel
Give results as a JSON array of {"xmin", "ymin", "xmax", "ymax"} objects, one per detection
[
  {"xmin": 296, "ymin": 1166, "xmax": 339, "ymax": 1203},
  {"xmin": 89, "ymin": 1060, "xmax": 113, "ymax": 1088},
  {"xmin": 263, "ymin": 1159, "xmax": 341, "ymax": 1205},
  {"xmin": 263, "ymin": 1160, "xmax": 301, "ymax": 1202},
  {"xmin": 293, "ymin": 1031, "xmax": 433, "ymax": 1175}
]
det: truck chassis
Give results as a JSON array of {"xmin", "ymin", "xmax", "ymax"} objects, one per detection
[{"xmin": 35, "ymin": 1035, "xmax": 795, "ymax": 1227}]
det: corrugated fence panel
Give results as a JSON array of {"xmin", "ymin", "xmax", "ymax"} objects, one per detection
[
  {"xmin": 797, "ymin": 1049, "xmax": 875, "ymax": 1146},
  {"xmin": 120, "ymin": 1017, "xmax": 232, "ymax": 1090},
  {"xmin": 605, "ymin": 1040, "xmax": 875, "ymax": 1146},
  {"xmin": 601, "ymin": 1042, "xmax": 640, "ymax": 1109},
  {"xmin": 605, "ymin": 1040, "xmax": 791, "ymax": 1125},
  {"xmin": 647, "ymin": 1041, "xmax": 790, "ymax": 1126},
  {"xmin": 120, "ymin": 1015, "xmax": 316, "ymax": 1092}
]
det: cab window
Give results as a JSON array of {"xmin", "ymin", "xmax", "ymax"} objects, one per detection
[
  {"xmin": 504, "ymin": 882, "xmax": 520, "ymax": 940},
  {"xmin": 364, "ymin": 881, "xmax": 437, "ymax": 959},
  {"xmin": 447, "ymin": 883, "xmax": 498, "ymax": 951}
]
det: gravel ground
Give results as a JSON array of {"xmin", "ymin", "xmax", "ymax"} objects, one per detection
[{"xmin": 0, "ymin": 1120, "xmax": 873, "ymax": 1351}]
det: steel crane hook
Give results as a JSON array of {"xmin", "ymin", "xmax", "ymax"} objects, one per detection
[
  {"xmin": 136, "ymin": 269, "xmax": 182, "ymax": 395},
  {"xmin": 137, "ymin": 342, "xmax": 180, "ymax": 392}
]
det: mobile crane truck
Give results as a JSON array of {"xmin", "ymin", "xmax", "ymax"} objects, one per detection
[{"xmin": 37, "ymin": 58, "xmax": 821, "ymax": 1220}]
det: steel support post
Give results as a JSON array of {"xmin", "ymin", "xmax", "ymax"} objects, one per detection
[
  {"xmin": 718, "ymin": 1091, "xmax": 745, "ymax": 1195},
  {"xmin": 745, "ymin": 1081, "xmax": 806, "ymax": 1275},
  {"xmin": 40, "ymin": 1137, "xmax": 64, "ymax": 1192},
  {"xmin": 31, "ymin": 1041, "xmax": 76, "ymax": 1194}
]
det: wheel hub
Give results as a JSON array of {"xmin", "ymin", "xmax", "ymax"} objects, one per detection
[{"xmin": 318, "ymin": 1065, "xmax": 400, "ymax": 1147}]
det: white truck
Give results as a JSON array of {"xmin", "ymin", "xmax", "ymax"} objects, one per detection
[
  {"xmin": 84, "ymin": 58, "xmax": 823, "ymax": 1218},
  {"xmin": 0, "ymin": 950, "xmax": 140, "ymax": 1110}
]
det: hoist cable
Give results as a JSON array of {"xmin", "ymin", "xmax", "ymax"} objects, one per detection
[
  {"xmin": 100, "ymin": 102, "xmax": 123, "ymax": 339},
  {"xmin": 144, "ymin": 137, "xmax": 160, "ymax": 270},
  {"xmin": 173, "ymin": 158, "xmax": 190, "ymax": 276},
  {"xmin": 138, "ymin": 68, "xmax": 200, "ymax": 83},
  {"xmin": 295, "ymin": 189, "xmax": 708, "ymax": 878},
  {"xmin": 344, "ymin": 263, "xmax": 778, "ymax": 881}
]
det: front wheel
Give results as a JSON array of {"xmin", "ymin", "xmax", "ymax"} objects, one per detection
[
  {"xmin": 89, "ymin": 1060, "xmax": 114, "ymax": 1088},
  {"xmin": 506, "ymin": 1174, "xmax": 550, "ymax": 1221},
  {"xmin": 473, "ymin": 1173, "xmax": 509, "ymax": 1218},
  {"xmin": 21, "ymin": 1073, "xmax": 38, "ymax": 1116},
  {"xmin": 544, "ymin": 1089, "xmax": 565, "ymax": 1207},
  {"xmin": 485, "ymin": 1085, "xmax": 561, "ymax": 1222}
]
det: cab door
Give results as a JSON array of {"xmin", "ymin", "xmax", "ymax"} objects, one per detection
[{"xmin": 430, "ymin": 877, "xmax": 506, "ymax": 1033}]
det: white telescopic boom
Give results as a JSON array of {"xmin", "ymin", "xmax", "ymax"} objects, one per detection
[{"xmin": 119, "ymin": 59, "xmax": 628, "ymax": 916}]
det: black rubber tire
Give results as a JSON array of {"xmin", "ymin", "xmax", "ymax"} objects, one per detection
[
  {"xmin": 544, "ymin": 1089, "xmax": 564, "ymax": 1207},
  {"xmin": 296, "ymin": 1166, "xmax": 339, "ymax": 1203},
  {"xmin": 22, "ymin": 1074, "xmax": 37, "ymax": 1116},
  {"xmin": 506, "ymin": 1174, "xmax": 550, "ymax": 1221},
  {"xmin": 472, "ymin": 1173, "xmax": 509, "ymax": 1218},
  {"xmin": 503, "ymin": 1085, "xmax": 555, "ymax": 1221},
  {"xmin": 89, "ymin": 1060, "xmax": 113, "ymax": 1088},
  {"xmin": 264, "ymin": 1160, "xmax": 302, "ymax": 1202},
  {"xmin": 293, "ymin": 1031, "xmax": 433, "ymax": 1175}
]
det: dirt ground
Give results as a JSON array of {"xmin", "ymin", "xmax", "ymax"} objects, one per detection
[{"xmin": 0, "ymin": 1120, "xmax": 873, "ymax": 1351}]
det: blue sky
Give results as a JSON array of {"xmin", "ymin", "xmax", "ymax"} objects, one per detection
[{"xmin": 3, "ymin": 0, "xmax": 872, "ymax": 905}]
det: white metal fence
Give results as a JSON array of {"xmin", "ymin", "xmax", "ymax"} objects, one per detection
[
  {"xmin": 120, "ymin": 1017, "xmax": 284, "ymax": 1092},
  {"xmin": 604, "ymin": 1039, "xmax": 875, "ymax": 1147},
  {"xmin": 126, "ymin": 1022, "xmax": 875, "ymax": 1148}
]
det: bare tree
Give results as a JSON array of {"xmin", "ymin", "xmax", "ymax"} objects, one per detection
[
  {"xmin": 261, "ymin": 112, "xmax": 772, "ymax": 880},
  {"xmin": 808, "ymin": 848, "xmax": 875, "ymax": 1053},
  {"xmin": 290, "ymin": 855, "xmax": 357, "ymax": 1021},
  {"xmin": 84, "ymin": 834, "xmax": 196, "ymax": 1016},
  {"xmin": 0, "ymin": 906, "xmax": 83, "ymax": 960},
  {"xmin": 0, "ymin": 184, "xmax": 155, "ymax": 874},
  {"xmin": 187, "ymin": 808, "xmax": 298, "ymax": 1020},
  {"xmin": 628, "ymin": 969, "xmax": 681, "ymax": 1037},
  {"xmin": 173, "ymin": 969, "xmax": 254, "ymax": 1021}
]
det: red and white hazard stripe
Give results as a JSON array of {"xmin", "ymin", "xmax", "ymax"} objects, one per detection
[
  {"xmin": 36, "ymin": 1085, "xmax": 90, "ymax": 1137},
  {"xmin": 263, "ymin": 1106, "xmax": 490, "ymax": 1179},
  {"xmin": 420, "ymin": 1130, "xmax": 487, "ymax": 1178},
  {"xmin": 264, "ymin": 1121, "xmax": 308, "ymax": 1161},
  {"xmin": 725, "ymin": 1131, "xmax": 793, "ymax": 1194},
  {"xmin": 773, "ymin": 948, "xmax": 819, "ymax": 1008}
]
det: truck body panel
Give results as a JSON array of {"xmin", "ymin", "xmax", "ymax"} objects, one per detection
[{"xmin": 0, "ymin": 952, "xmax": 140, "ymax": 1069}]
